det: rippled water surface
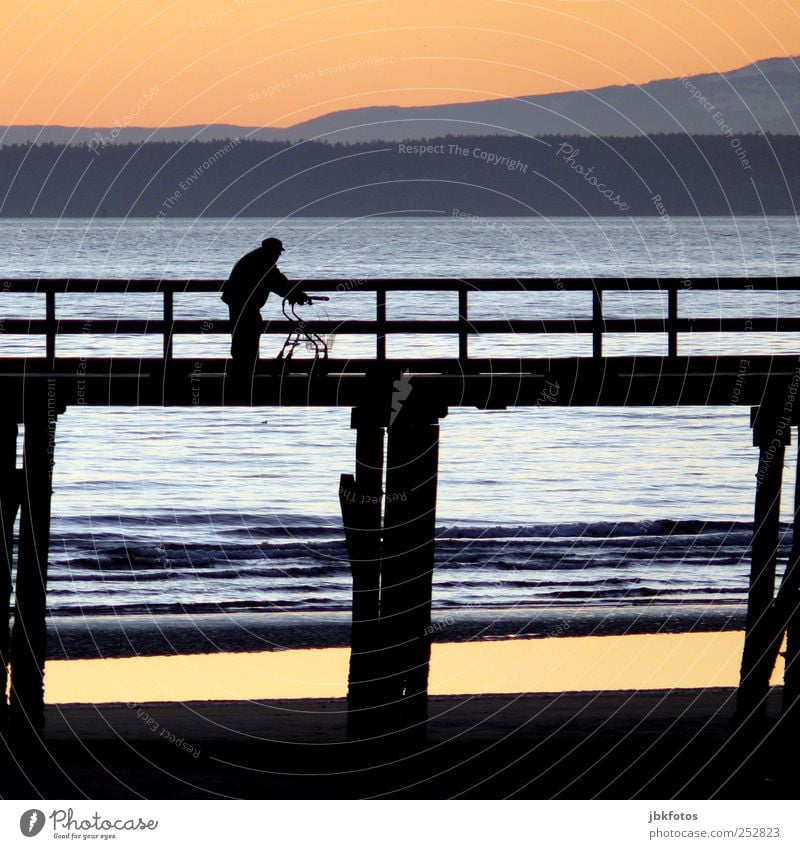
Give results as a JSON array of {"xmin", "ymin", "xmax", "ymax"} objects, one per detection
[{"xmin": 2, "ymin": 216, "xmax": 799, "ymax": 631}]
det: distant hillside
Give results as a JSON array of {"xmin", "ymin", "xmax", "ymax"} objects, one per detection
[
  {"xmin": 0, "ymin": 133, "xmax": 796, "ymax": 218},
  {"xmin": 279, "ymin": 56, "xmax": 800, "ymax": 143},
  {"xmin": 1, "ymin": 56, "xmax": 798, "ymax": 147}
]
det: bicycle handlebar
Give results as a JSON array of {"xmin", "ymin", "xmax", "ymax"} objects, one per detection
[{"xmin": 284, "ymin": 295, "xmax": 329, "ymax": 303}]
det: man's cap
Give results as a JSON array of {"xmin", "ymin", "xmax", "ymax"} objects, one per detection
[{"xmin": 261, "ymin": 237, "xmax": 284, "ymax": 253}]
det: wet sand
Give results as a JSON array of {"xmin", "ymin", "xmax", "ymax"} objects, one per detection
[
  {"xmin": 46, "ymin": 604, "xmax": 746, "ymax": 660},
  {"xmin": 43, "ymin": 630, "xmax": 781, "ymax": 703}
]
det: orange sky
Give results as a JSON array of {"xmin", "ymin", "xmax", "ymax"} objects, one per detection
[{"xmin": 1, "ymin": 0, "xmax": 798, "ymax": 128}]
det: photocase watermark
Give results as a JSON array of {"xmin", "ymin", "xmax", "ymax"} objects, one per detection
[
  {"xmin": 554, "ymin": 143, "xmax": 630, "ymax": 210},
  {"xmin": 338, "ymin": 481, "xmax": 407, "ymax": 504},
  {"xmin": 19, "ymin": 809, "xmax": 45, "ymax": 837},
  {"xmin": 543, "ymin": 619, "xmax": 570, "ymax": 638},
  {"xmin": 74, "ymin": 319, "xmax": 92, "ymax": 405},
  {"xmin": 730, "ymin": 358, "xmax": 750, "ymax": 406},
  {"xmin": 151, "ymin": 137, "xmax": 242, "ymax": 225},
  {"xmin": 651, "ymin": 193, "xmax": 692, "ymax": 290},
  {"xmin": 535, "ymin": 377, "xmax": 560, "ymax": 407},
  {"xmin": 153, "ymin": 185, "xmax": 183, "ymax": 224},
  {"xmin": 126, "ymin": 702, "xmax": 201, "ymax": 759},
  {"xmin": 398, "ymin": 141, "xmax": 529, "ymax": 173},
  {"xmin": 422, "ymin": 615, "xmax": 456, "ymax": 637},
  {"xmin": 390, "ymin": 369, "xmax": 412, "ymax": 425},
  {"xmin": 755, "ymin": 361, "xmax": 800, "ymax": 485},
  {"xmin": 87, "ymin": 85, "xmax": 160, "ymax": 155},
  {"xmin": 451, "ymin": 208, "xmax": 538, "ymax": 257},
  {"xmin": 189, "ymin": 0, "xmax": 256, "ymax": 29},
  {"xmin": 178, "ymin": 137, "xmax": 241, "ymax": 193},
  {"xmin": 336, "ymin": 278, "xmax": 368, "ymax": 293},
  {"xmin": 743, "ymin": 280, "xmax": 754, "ymax": 332},
  {"xmin": 680, "ymin": 76, "xmax": 752, "ymax": 170},
  {"xmin": 190, "ymin": 360, "xmax": 202, "ymax": 405},
  {"xmin": 20, "ymin": 807, "xmax": 158, "ymax": 836},
  {"xmin": 249, "ymin": 57, "xmax": 393, "ymax": 102}
]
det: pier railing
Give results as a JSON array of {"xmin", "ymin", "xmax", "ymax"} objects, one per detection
[{"xmin": 2, "ymin": 277, "xmax": 800, "ymax": 360}]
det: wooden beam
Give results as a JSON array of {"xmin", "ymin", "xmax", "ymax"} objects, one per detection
[
  {"xmin": 8, "ymin": 393, "xmax": 57, "ymax": 744},
  {"xmin": 2, "ymin": 355, "xmax": 800, "ymax": 411}
]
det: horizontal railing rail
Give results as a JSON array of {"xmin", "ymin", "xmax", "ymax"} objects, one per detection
[{"xmin": 1, "ymin": 277, "xmax": 799, "ymax": 361}]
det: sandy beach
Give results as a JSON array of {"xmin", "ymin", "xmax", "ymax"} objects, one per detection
[
  {"xmin": 43, "ymin": 630, "xmax": 782, "ymax": 703},
  {"xmin": 6, "ymin": 686, "xmax": 787, "ymax": 800},
  {"xmin": 0, "ymin": 631, "xmax": 789, "ymax": 800}
]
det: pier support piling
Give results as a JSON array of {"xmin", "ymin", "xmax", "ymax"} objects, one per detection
[
  {"xmin": 777, "ymin": 427, "xmax": 800, "ymax": 739},
  {"xmin": 737, "ymin": 407, "xmax": 790, "ymax": 734},
  {"xmin": 380, "ymin": 408, "xmax": 441, "ymax": 743},
  {"xmin": 341, "ymin": 391, "xmax": 445, "ymax": 744},
  {"xmin": 340, "ymin": 409, "xmax": 385, "ymax": 739},
  {"xmin": 0, "ymin": 419, "xmax": 20, "ymax": 740},
  {"xmin": 8, "ymin": 392, "xmax": 58, "ymax": 744},
  {"xmin": 783, "ymin": 588, "xmax": 800, "ymax": 742}
]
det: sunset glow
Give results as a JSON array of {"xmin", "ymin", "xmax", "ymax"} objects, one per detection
[{"xmin": 1, "ymin": 0, "xmax": 798, "ymax": 128}]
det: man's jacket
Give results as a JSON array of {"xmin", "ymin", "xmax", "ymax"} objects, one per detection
[{"xmin": 221, "ymin": 247, "xmax": 294, "ymax": 311}]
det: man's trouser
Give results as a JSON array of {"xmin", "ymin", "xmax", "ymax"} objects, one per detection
[{"xmin": 228, "ymin": 308, "xmax": 262, "ymax": 370}]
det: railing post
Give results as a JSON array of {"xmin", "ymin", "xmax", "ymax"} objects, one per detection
[
  {"xmin": 376, "ymin": 287, "xmax": 386, "ymax": 361},
  {"xmin": 592, "ymin": 285, "xmax": 603, "ymax": 358},
  {"xmin": 458, "ymin": 286, "xmax": 469, "ymax": 360},
  {"xmin": 45, "ymin": 290, "xmax": 55, "ymax": 360},
  {"xmin": 667, "ymin": 286, "xmax": 678, "ymax": 357},
  {"xmin": 163, "ymin": 288, "xmax": 174, "ymax": 361}
]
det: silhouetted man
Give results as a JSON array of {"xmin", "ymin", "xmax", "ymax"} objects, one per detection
[{"xmin": 221, "ymin": 237, "xmax": 310, "ymax": 370}]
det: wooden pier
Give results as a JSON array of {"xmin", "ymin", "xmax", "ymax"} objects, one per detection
[{"xmin": 0, "ymin": 276, "xmax": 799, "ymax": 751}]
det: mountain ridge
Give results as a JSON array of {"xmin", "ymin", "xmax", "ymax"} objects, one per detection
[{"xmin": 2, "ymin": 56, "xmax": 798, "ymax": 147}]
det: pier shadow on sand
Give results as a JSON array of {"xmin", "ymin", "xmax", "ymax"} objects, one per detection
[{"xmin": 0, "ymin": 688, "xmax": 790, "ymax": 800}]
